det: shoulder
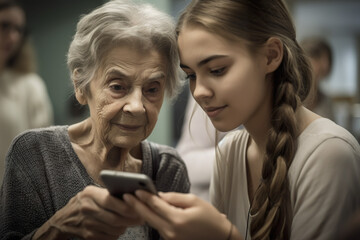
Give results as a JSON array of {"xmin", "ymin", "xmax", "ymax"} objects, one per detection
[
  {"xmin": 218, "ymin": 129, "xmax": 248, "ymax": 155},
  {"xmin": 6, "ymin": 72, "xmax": 47, "ymax": 95},
  {"xmin": 9, "ymin": 126, "xmax": 69, "ymax": 152},
  {"xmin": 5, "ymin": 126, "xmax": 70, "ymax": 177},
  {"xmin": 304, "ymin": 137, "xmax": 359, "ymax": 174},
  {"xmin": 20, "ymin": 73, "xmax": 48, "ymax": 91},
  {"xmin": 145, "ymin": 141, "xmax": 190, "ymax": 192},
  {"xmin": 297, "ymin": 118, "xmax": 359, "ymax": 157},
  {"xmin": 1, "ymin": 70, "xmax": 42, "ymax": 86},
  {"xmin": 291, "ymin": 118, "xmax": 360, "ymax": 184},
  {"xmin": 149, "ymin": 141, "xmax": 187, "ymax": 169},
  {"xmin": 220, "ymin": 129, "xmax": 248, "ymax": 145},
  {"xmin": 7, "ymin": 72, "xmax": 48, "ymax": 98},
  {"xmin": 18, "ymin": 72, "xmax": 44, "ymax": 82}
]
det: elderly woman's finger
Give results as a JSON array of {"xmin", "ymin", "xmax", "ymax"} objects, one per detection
[{"xmin": 82, "ymin": 186, "xmax": 140, "ymax": 219}]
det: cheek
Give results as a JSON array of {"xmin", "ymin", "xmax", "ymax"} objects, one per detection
[
  {"xmin": 222, "ymin": 69, "xmax": 253, "ymax": 101},
  {"xmin": 189, "ymin": 81, "xmax": 195, "ymax": 95},
  {"xmin": 144, "ymin": 103, "xmax": 162, "ymax": 135},
  {"xmin": 97, "ymin": 101, "xmax": 123, "ymax": 121},
  {"xmin": 90, "ymin": 96, "xmax": 124, "ymax": 133},
  {"xmin": 92, "ymin": 92, "xmax": 123, "ymax": 121},
  {"xmin": 225, "ymin": 68, "xmax": 267, "ymax": 112}
]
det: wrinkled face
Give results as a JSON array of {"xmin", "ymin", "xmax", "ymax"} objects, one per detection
[
  {"xmin": 178, "ymin": 25, "xmax": 271, "ymax": 132},
  {"xmin": 84, "ymin": 45, "xmax": 166, "ymax": 149},
  {"xmin": 0, "ymin": 6, "xmax": 25, "ymax": 66}
]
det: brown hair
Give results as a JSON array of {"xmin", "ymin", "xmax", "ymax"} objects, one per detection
[{"xmin": 177, "ymin": 0, "xmax": 312, "ymax": 239}]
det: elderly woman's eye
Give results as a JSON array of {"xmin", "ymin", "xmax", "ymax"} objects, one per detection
[
  {"xmin": 110, "ymin": 84, "xmax": 126, "ymax": 91},
  {"xmin": 144, "ymin": 82, "xmax": 161, "ymax": 97},
  {"xmin": 147, "ymin": 87, "xmax": 159, "ymax": 93}
]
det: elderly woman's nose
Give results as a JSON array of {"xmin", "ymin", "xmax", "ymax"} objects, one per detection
[{"xmin": 123, "ymin": 89, "xmax": 145, "ymax": 114}]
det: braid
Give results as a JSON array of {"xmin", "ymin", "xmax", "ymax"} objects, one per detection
[
  {"xmin": 250, "ymin": 40, "xmax": 310, "ymax": 239},
  {"xmin": 250, "ymin": 82, "xmax": 299, "ymax": 240}
]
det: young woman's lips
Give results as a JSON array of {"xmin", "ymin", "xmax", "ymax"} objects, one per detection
[{"xmin": 204, "ymin": 105, "xmax": 227, "ymax": 118}]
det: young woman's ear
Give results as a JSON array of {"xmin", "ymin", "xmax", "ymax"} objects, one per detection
[
  {"xmin": 265, "ymin": 37, "xmax": 283, "ymax": 74},
  {"xmin": 75, "ymin": 88, "xmax": 87, "ymax": 105}
]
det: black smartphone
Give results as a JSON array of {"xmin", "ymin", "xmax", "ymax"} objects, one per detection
[{"xmin": 100, "ymin": 170, "xmax": 157, "ymax": 199}]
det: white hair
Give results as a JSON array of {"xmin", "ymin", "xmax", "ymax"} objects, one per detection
[{"xmin": 67, "ymin": 0, "xmax": 183, "ymax": 99}]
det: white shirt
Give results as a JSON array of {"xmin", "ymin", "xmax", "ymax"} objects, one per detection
[
  {"xmin": 210, "ymin": 118, "xmax": 360, "ymax": 240},
  {"xmin": 0, "ymin": 70, "xmax": 53, "ymax": 184}
]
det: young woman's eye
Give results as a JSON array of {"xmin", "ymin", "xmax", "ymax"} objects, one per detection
[
  {"xmin": 210, "ymin": 67, "xmax": 226, "ymax": 76},
  {"xmin": 185, "ymin": 73, "xmax": 196, "ymax": 81}
]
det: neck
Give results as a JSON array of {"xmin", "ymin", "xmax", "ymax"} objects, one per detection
[
  {"xmin": 244, "ymin": 106, "xmax": 272, "ymax": 154},
  {"xmin": 295, "ymin": 105, "xmax": 321, "ymax": 136},
  {"xmin": 69, "ymin": 118, "xmax": 144, "ymax": 184},
  {"xmin": 246, "ymin": 125, "xmax": 269, "ymax": 154},
  {"xmin": 68, "ymin": 118, "xmax": 141, "ymax": 168}
]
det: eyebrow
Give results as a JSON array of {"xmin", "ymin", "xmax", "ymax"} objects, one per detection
[
  {"xmin": 106, "ymin": 68, "xmax": 165, "ymax": 82},
  {"xmin": 106, "ymin": 68, "xmax": 128, "ymax": 78},
  {"xmin": 148, "ymin": 72, "xmax": 165, "ymax": 81},
  {"xmin": 180, "ymin": 55, "xmax": 227, "ymax": 69}
]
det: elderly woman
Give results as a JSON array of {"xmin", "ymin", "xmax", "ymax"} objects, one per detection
[{"xmin": 0, "ymin": 0, "xmax": 190, "ymax": 239}]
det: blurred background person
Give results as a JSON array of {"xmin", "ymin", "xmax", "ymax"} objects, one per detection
[
  {"xmin": 0, "ymin": 0, "xmax": 53, "ymax": 185},
  {"xmin": 301, "ymin": 37, "xmax": 335, "ymax": 121}
]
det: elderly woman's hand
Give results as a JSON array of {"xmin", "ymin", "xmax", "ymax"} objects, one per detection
[
  {"xmin": 33, "ymin": 185, "xmax": 144, "ymax": 240},
  {"xmin": 123, "ymin": 191, "xmax": 243, "ymax": 240}
]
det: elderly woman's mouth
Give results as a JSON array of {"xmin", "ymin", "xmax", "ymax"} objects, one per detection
[{"xmin": 114, "ymin": 123, "xmax": 143, "ymax": 131}]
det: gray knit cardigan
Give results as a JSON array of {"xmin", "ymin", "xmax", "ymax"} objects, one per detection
[{"xmin": 0, "ymin": 126, "xmax": 190, "ymax": 239}]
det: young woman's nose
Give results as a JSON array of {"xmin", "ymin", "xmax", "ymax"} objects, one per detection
[
  {"xmin": 122, "ymin": 89, "xmax": 145, "ymax": 115},
  {"xmin": 191, "ymin": 78, "xmax": 213, "ymax": 101}
]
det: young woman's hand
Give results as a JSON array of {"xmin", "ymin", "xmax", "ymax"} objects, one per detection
[
  {"xmin": 124, "ymin": 191, "xmax": 242, "ymax": 240},
  {"xmin": 33, "ymin": 185, "xmax": 144, "ymax": 240}
]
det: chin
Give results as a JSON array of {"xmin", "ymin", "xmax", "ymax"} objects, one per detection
[
  {"xmin": 111, "ymin": 137, "xmax": 141, "ymax": 149},
  {"xmin": 212, "ymin": 121, "xmax": 239, "ymax": 132}
]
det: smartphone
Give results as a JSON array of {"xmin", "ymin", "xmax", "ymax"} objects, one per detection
[{"xmin": 100, "ymin": 170, "xmax": 157, "ymax": 199}]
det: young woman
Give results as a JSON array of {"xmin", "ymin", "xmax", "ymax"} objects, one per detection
[{"xmin": 124, "ymin": 0, "xmax": 360, "ymax": 239}]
